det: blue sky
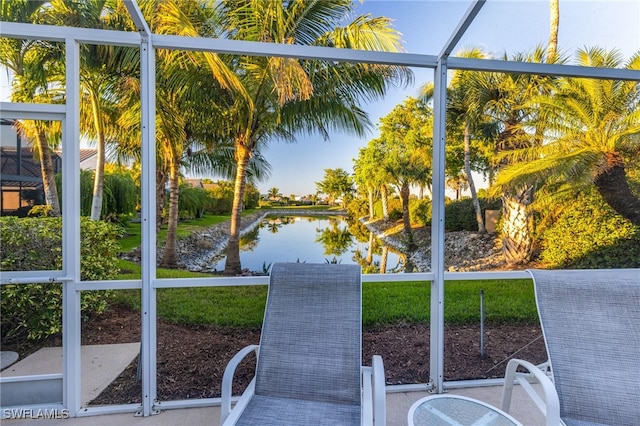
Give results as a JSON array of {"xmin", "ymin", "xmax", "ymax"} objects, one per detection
[{"xmin": 2, "ymin": 1, "xmax": 638, "ymax": 196}]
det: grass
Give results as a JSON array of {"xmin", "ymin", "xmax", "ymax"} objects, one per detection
[
  {"xmin": 118, "ymin": 213, "xmax": 234, "ymax": 252},
  {"xmin": 112, "ymin": 212, "xmax": 538, "ymax": 328},
  {"xmin": 111, "ymin": 278, "xmax": 537, "ymax": 328}
]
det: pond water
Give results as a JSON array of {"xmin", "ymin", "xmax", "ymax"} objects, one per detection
[{"xmin": 211, "ymin": 215, "xmax": 406, "ymax": 273}]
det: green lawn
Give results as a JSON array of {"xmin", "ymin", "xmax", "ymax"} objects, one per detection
[{"xmin": 111, "ymin": 278, "xmax": 537, "ymax": 328}]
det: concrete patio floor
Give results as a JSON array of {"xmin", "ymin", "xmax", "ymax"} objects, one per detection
[{"xmin": 3, "ymin": 383, "xmax": 545, "ymax": 425}]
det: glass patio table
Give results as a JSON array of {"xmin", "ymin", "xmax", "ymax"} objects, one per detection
[{"xmin": 408, "ymin": 394, "xmax": 523, "ymax": 426}]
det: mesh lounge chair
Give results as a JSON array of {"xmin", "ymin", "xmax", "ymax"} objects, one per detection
[
  {"xmin": 220, "ymin": 263, "xmax": 386, "ymax": 426},
  {"xmin": 501, "ymin": 268, "xmax": 640, "ymax": 426}
]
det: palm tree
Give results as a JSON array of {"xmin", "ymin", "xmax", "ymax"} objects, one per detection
[
  {"xmin": 376, "ymin": 97, "xmax": 433, "ymax": 247},
  {"xmin": 476, "ymin": 47, "xmax": 562, "ymax": 264},
  {"xmin": 213, "ymin": 0, "xmax": 412, "ymax": 274},
  {"xmin": 111, "ymin": 0, "xmax": 253, "ymax": 267},
  {"xmin": 494, "ymin": 48, "xmax": 640, "ymax": 226},
  {"xmin": 422, "ymin": 48, "xmax": 494, "ymax": 233},
  {"xmin": 267, "ymin": 187, "xmax": 281, "ymax": 201},
  {"xmin": 40, "ymin": 0, "xmax": 135, "ymax": 220},
  {"xmin": 0, "ymin": 0, "xmax": 61, "ymax": 216}
]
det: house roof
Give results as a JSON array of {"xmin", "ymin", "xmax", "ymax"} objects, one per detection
[{"xmin": 0, "ymin": 147, "xmax": 60, "ymax": 187}]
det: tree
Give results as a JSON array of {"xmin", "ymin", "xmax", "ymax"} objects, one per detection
[
  {"xmin": 476, "ymin": 47, "xmax": 561, "ymax": 264},
  {"xmin": 40, "ymin": 0, "xmax": 135, "ymax": 221},
  {"xmin": 316, "ymin": 168, "xmax": 354, "ymax": 207},
  {"xmin": 494, "ymin": 48, "xmax": 640, "ymax": 227},
  {"xmin": 422, "ymin": 49, "xmax": 494, "ymax": 233},
  {"xmin": 0, "ymin": 0, "xmax": 61, "ymax": 216},
  {"xmin": 114, "ymin": 0, "xmax": 259, "ymax": 267},
  {"xmin": 376, "ymin": 97, "xmax": 433, "ymax": 246},
  {"xmin": 267, "ymin": 187, "xmax": 281, "ymax": 200},
  {"xmin": 353, "ymin": 145, "xmax": 381, "ymax": 219},
  {"xmin": 211, "ymin": 0, "xmax": 411, "ymax": 275}
]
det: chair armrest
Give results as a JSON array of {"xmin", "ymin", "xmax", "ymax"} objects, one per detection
[
  {"xmin": 362, "ymin": 355, "xmax": 386, "ymax": 426},
  {"xmin": 501, "ymin": 358, "xmax": 560, "ymax": 426},
  {"xmin": 220, "ymin": 344, "xmax": 259, "ymax": 425},
  {"xmin": 372, "ymin": 355, "xmax": 386, "ymax": 426}
]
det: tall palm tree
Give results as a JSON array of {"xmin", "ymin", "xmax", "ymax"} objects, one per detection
[
  {"xmin": 422, "ymin": 48, "xmax": 494, "ymax": 233},
  {"xmin": 478, "ymin": 47, "xmax": 562, "ymax": 264},
  {"xmin": 353, "ymin": 145, "xmax": 380, "ymax": 220},
  {"xmin": 40, "ymin": 0, "xmax": 134, "ymax": 220},
  {"xmin": 213, "ymin": 0, "xmax": 412, "ymax": 274},
  {"xmin": 376, "ymin": 97, "xmax": 433, "ymax": 247},
  {"xmin": 494, "ymin": 48, "xmax": 640, "ymax": 226},
  {"xmin": 0, "ymin": 0, "xmax": 61, "ymax": 216}
]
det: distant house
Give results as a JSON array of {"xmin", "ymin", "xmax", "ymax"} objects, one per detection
[
  {"xmin": 184, "ymin": 178, "xmax": 204, "ymax": 189},
  {"xmin": 0, "ymin": 119, "xmax": 97, "ymax": 216},
  {"xmin": 184, "ymin": 178, "xmax": 219, "ymax": 193}
]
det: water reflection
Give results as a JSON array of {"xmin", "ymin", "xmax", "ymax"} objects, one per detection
[{"xmin": 213, "ymin": 215, "xmax": 407, "ymax": 273}]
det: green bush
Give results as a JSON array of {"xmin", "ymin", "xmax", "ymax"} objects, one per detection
[
  {"xmin": 56, "ymin": 168, "xmax": 137, "ymax": 220},
  {"xmin": 179, "ymin": 184, "xmax": 212, "ymax": 220},
  {"xmin": 0, "ymin": 217, "xmax": 123, "ymax": 344},
  {"xmin": 373, "ymin": 198, "xmax": 402, "ymax": 219},
  {"xmin": 409, "ymin": 198, "xmax": 432, "ymax": 226},
  {"xmin": 444, "ymin": 197, "xmax": 502, "ymax": 231},
  {"xmin": 346, "ymin": 197, "xmax": 369, "ymax": 220},
  {"xmin": 540, "ymin": 190, "xmax": 640, "ymax": 268},
  {"xmin": 243, "ymin": 184, "xmax": 261, "ymax": 210},
  {"xmin": 102, "ymin": 169, "xmax": 138, "ymax": 220}
]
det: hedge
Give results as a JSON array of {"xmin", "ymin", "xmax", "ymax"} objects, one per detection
[
  {"xmin": 540, "ymin": 190, "xmax": 640, "ymax": 268},
  {"xmin": 1, "ymin": 217, "xmax": 123, "ymax": 344}
]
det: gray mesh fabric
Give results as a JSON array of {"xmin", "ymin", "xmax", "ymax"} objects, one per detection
[
  {"xmin": 236, "ymin": 263, "xmax": 362, "ymax": 425},
  {"xmin": 237, "ymin": 395, "xmax": 360, "ymax": 426},
  {"xmin": 530, "ymin": 269, "xmax": 640, "ymax": 426}
]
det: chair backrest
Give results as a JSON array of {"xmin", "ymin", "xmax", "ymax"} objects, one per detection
[
  {"xmin": 254, "ymin": 262, "xmax": 362, "ymax": 408},
  {"xmin": 529, "ymin": 269, "xmax": 640, "ymax": 425}
]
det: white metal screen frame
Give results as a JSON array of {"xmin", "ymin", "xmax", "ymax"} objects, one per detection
[{"xmin": 1, "ymin": 0, "xmax": 638, "ymax": 418}]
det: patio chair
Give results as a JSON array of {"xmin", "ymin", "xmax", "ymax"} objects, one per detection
[
  {"xmin": 220, "ymin": 263, "xmax": 386, "ymax": 426},
  {"xmin": 501, "ymin": 268, "xmax": 640, "ymax": 426}
]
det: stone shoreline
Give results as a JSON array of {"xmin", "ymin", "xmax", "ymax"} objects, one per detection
[{"xmin": 121, "ymin": 209, "xmax": 506, "ymax": 273}]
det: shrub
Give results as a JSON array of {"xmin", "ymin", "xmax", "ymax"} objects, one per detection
[
  {"xmin": 0, "ymin": 217, "xmax": 123, "ymax": 344},
  {"xmin": 409, "ymin": 198, "xmax": 431, "ymax": 226},
  {"xmin": 444, "ymin": 197, "xmax": 502, "ymax": 231},
  {"xmin": 540, "ymin": 190, "xmax": 640, "ymax": 268},
  {"xmin": 179, "ymin": 184, "xmax": 212, "ymax": 220},
  {"xmin": 243, "ymin": 184, "xmax": 261, "ymax": 210},
  {"xmin": 346, "ymin": 197, "xmax": 369, "ymax": 220},
  {"xmin": 101, "ymin": 169, "xmax": 138, "ymax": 220},
  {"xmin": 373, "ymin": 198, "xmax": 402, "ymax": 220},
  {"xmin": 55, "ymin": 168, "xmax": 137, "ymax": 220}
]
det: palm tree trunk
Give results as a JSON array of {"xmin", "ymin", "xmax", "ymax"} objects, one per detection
[
  {"xmin": 35, "ymin": 130, "xmax": 61, "ymax": 216},
  {"xmin": 594, "ymin": 164, "xmax": 640, "ymax": 226},
  {"xmin": 367, "ymin": 186, "xmax": 375, "ymax": 219},
  {"xmin": 224, "ymin": 143, "xmax": 250, "ymax": 275},
  {"xmin": 380, "ymin": 184, "xmax": 389, "ymax": 221},
  {"xmin": 366, "ymin": 231, "xmax": 374, "ymax": 264},
  {"xmin": 379, "ymin": 246, "xmax": 388, "ymax": 274},
  {"xmin": 501, "ymin": 185, "xmax": 536, "ymax": 264},
  {"xmin": 160, "ymin": 159, "xmax": 180, "ymax": 267},
  {"xmin": 400, "ymin": 181, "xmax": 414, "ymax": 247},
  {"xmin": 156, "ymin": 168, "xmax": 168, "ymax": 233},
  {"xmin": 464, "ymin": 120, "xmax": 486, "ymax": 233},
  {"xmin": 547, "ymin": 0, "xmax": 560, "ymax": 62},
  {"xmin": 90, "ymin": 94, "xmax": 106, "ymax": 221}
]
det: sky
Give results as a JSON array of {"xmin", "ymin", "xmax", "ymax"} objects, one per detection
[{"xmin": 2, "ymin": 1, "xmax": 639, "ymax": 197}]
